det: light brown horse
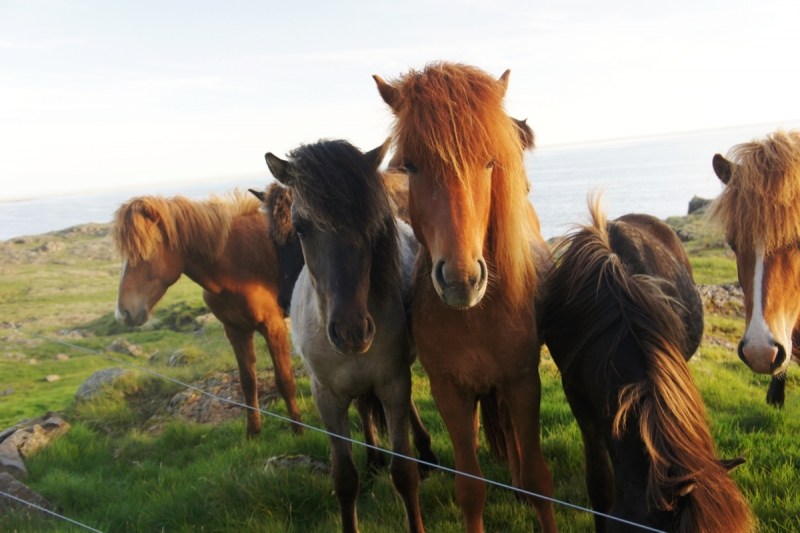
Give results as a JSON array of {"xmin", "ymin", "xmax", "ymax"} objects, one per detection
[
  {"xmin": 374, "ymin": 62, "xmax": 557, "ymax": 533},
  {"xmin": 710, "ymin": 130, "xmax": 800, "ymax": 406},
  {"xmin": 111, "ymin": 191, "xmax": 302, "ymax": 436}
]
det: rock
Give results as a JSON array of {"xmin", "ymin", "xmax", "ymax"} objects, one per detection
[
  {"xmin": 107, "ymin": 338, "xmax": 143, "ymax": 357},
  {"xmin": 28, "ymin": 359, "xmax": 37, "ymax": 365},
  {"xmin": 265, "ymin": 455, "xmax": 330, "ymax": 475},
  {"xmin": 55, "ymin": 353, "xmax": 69, "ymax": 361},
  {"xmin": 0, "ymin": 415, "xmax": 71, "ymax": 479},
  {"xmin": 0, "ymin": 472, "xmax": 52, "ymax": 511},
  {"xmin": 44, "ymin": 375, "xmax": 59, "ymax": 382},
  {"xmin": 166, "ymin": 349, "xmax": 188, "ymax": 367},
  {"xmin": 0, "ymin": 443, "xmax": 26, "ymax": 478},
  {"xmin": 194, "ymin": 313, "xmax": 218, "ymax": 329},
  {"xmin": 0, "ymin": 387, "xmax": 13, "ymax": 397},
  {"xmin": 35, "ymin": 241, "xmax": 66, "ymax": 253},
  {"xmin": 697, "ymin": 284, "xmax": 745, "ymax": 316},
  {"xmin": 75, "ymin": 367, "xmax": 132, "ymax": 401},
  {"xmin": 688, "ymin": 196, "xmax": 713, "ymax": 215}
]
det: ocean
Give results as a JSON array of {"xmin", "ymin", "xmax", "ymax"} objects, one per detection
[{"xmin": 2, "ymin": 122, "xmax": 798, "ymax": 242}]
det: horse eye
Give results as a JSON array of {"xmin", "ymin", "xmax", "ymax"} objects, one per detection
[
  {"xmin": 727, "ymin": 240, "xmax": 737, "ymax": 253},
  {"xmin": 403, "ymin": 161, "xmax": 418, "ymax": 174},
  {"xmin": 293, "ymin": 224, "xmax": 306, "ymax": 238},
  {"xmin": 486, "ymin": 159, "xmax": 495, "ymax": 169}
]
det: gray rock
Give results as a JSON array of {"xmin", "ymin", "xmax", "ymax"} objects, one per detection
[
  {"xmin": 688, "ymin": 196, "xmax": 713, "ymax": 215},
  {"xmin": 194, "ymin": 313, "xmax": 218, "ymax": 329},
  {"xmin": 265, "ymin": 455, "xmax": 330, "ymax": 476},
  {"xmin": 0, "ymin": 387, "xmax": 13, "ymax": 397},
  {"xmin": 107, "ymin": 338, "xmax": 143, "ymax": 357},
  {"xmin": 28, "ymin": 358, "xmax": 37, "ymax": 365},
  {"xmin": 0, "ymin": 415, "xmax": 71, "ymax": 479},
  {"xmin": 55, "ymin": 353, "xmax": 69, "ymax": 361},
  {"xmin": 75, "ymin": 367, "xmax": 132, "ymax": 401},
  {"xmin": 0, "ymin": 472, "xmax": 52, "ymax": 511},
  {"xmin": 166, "ymin": 349, "xmax": 188, "ymax": 367}
]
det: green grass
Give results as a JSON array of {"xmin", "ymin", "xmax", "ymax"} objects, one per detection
[{"xmin": 2, "ymin": 219, "xmax": 799, "ymax": 532}]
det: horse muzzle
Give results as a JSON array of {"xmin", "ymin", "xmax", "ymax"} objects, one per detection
[
  {"xmin": 738, "ymin": 337, "xmax": 788, "ymax": 375},
  {"xmin": 432, "ymin": 257, "xmax": 488, "ymax": 309},
  {"xmin": 327, "ymin": 315, "xmax": 376, "ymax": 355},
  {"xmin": 115, "ymin": 306, "xmax": 149, "ymax": 327}
]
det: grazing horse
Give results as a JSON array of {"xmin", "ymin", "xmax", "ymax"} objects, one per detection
[
  {"xmin": 540, "ymin": 197, "xmax": 751, "ymax": 532},
  {"xmin": 710, "ymin": 129, "xmax": 800, "ymax": 407},
  {"xmin": 374, "ymin": 62, "xmax": 557, "ymax": 533},
  {"xmin": 265, "ymin": 139, "xmax": 437, "ymax": 533},
  {"xmin": 111, "ymin": 191, "xmax": 302, "ymax": 436}
]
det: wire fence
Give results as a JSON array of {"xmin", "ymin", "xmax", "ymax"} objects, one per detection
[{"xmin": 0, "ymin": 324, "xmax": 666, "ymax": 533}]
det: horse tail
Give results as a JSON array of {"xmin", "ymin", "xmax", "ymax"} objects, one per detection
[
  {"xmin": 358, "ymin": 391, "xmax": 387, "ymax": 437},
  {"xmin": 543, "ymin": 194, "xmax": 752, "ymax": 532},
  {"xmin": 478, "ymin": 389, "xmax": 508, "ymax": 462}
]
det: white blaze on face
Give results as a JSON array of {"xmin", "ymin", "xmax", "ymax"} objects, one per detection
[
  {"xmin": 114, "ymin": 259, "xmax": 128, "ymax": 323},
  {"xmin": 744, "ymin": 243, "xmax": 771, "ymax": 348}
]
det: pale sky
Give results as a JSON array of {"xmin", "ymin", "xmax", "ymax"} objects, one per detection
[{"xmin": 1, "ymin": 0, "xmax": 799, "ymax": 201}]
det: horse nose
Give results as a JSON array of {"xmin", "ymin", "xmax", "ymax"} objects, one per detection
[
  {"xmin": 328, "ymin": 315, "xmax": 376, "ymax": 355},
  {"xmin": 739, "ymin": 338, "xmax": 787, "ymax": 374},
  {"xmin": 433, "ymin": 257, "xmax": 487, "ymax": 308}
]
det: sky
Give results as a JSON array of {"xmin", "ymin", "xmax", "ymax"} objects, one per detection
[{"xmin": 1, "ymin": 0, "xmax": 799, "ymax": 201}]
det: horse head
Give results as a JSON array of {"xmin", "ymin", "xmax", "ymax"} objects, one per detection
[
  {"xmin": 374, "ymin": 63, "xmax": 536, "ymax": 310},
  {"xmin": 712, "ymin": 139, "xmax": 800, "ymax": 375},
  {"xmin": 265, "ymin": 139, "xmax": 395, "ymax": 355}
]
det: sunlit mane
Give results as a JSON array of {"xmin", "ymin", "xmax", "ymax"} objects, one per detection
[
  {"xmin": 111, "ymin": 190, "xmax": 261, "ymax": 264},
  {"xmin": 543, "ymin": 196, "xmax": 751, "ymax": 532},
  {"xmin": 263, "ymin": 182, "xmax": 295, "ymax": 246},
  {"xmin": 710, "ymin": 129, "xmax": 800, "ymax": 252},
  {"xmin": 385, "ymin": 62, "xmax": 537, "ymax": 306}
]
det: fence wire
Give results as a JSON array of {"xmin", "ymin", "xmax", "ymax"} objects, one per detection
[{"xmin": 0, "ymin": 323, "xmax": 666, "ymax": 533}]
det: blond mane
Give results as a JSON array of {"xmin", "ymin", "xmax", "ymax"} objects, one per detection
[
  {"xmin": 709, "ymin": 129, "xmax": 800, "ymax": 252},
  {"xmin": 385, "ymin": 62, "xmax": 537, "ymax": 306},
  {"xmin": 111, "ymin": 190, "xmax": 261, "ymax": 264}
]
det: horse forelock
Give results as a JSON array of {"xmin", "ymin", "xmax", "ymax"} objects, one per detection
[
  {"xmin": 263, "ymin": 182, "xmax": 296, "ymax": 246},
  {"xmin": 544, "ymin": 197, "xmax": 751, "ymax": 532},
  {"xmin": 111, "ymin": 192, "xmax": 254, "ymax": 264},
  {"xmin": 387, "ymin": 62, "xmax": 537, "ymax": 306},
  {"xmin": 286, "ymin": 140, "xmax": 401, "ymax": 298},
  {"xmin": 710, "ymin": 129, "xmax": 800, "ymax": 253}
]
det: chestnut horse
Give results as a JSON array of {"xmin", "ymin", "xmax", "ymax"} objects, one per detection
[
  {"xmin": 111, "ymin": 191, "xmax": 302, "ymax": 436},
  {"xmin": 540, "ymin": 197, "xmax": 751, "ymax": 532},
  {"xmin": 710, "ymin": 129, "xmax": 800, "ymax": 407},
  {"xmin": 265, "ymin": 139, "xmax": 437, "ymax": 533},
  {"xmin": 374, "ymin": 63, "xmax": 557, "ymax": 533}
]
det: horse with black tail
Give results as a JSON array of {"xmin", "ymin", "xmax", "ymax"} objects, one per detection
[{"xmin": 540, "ymin": 196, "xmax": 751, "ymax": 532}]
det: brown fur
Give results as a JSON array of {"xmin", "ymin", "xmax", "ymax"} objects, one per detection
[
  {"xmin": 112, "ymin": 191, "xmax": 260, "ymax": 265},
  {"xmin": 383, "ymin": 62, "xmax": 538, "ymax": 308},
  {"xmin": 709, "ymin": 129, "xmax": 800, "ymax": 252},
  {"xmin": 550, "ymin": 198, "xmax": 751, "ymax": 532},
  {"xmin": 263, "ymin": 182, "xmax": 295, "ymax": 246}
]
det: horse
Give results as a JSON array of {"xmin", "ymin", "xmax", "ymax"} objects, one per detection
[
  {"xmin": 709, "ymin": 129, "xmax": 800, "ymax": 407},
  {"xmin": 111, "ymin": 191, "xmax": 303, "ymax": 436},
  {"xmin": 540, "ymin": 197, "xmax": 751, "ymax": 532},
  {"xmin": 264, "ymin": 139, "xmax": 438, "ymax": 533},
  {"xmin": 374, "ymin": 62, "xmax": 557, "ymax": 533}
]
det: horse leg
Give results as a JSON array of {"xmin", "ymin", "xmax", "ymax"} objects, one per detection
[
  {"xmin": 502, "ymin": 376, "xmax": 558, "ymax": 533},
  {"xmin": 379, "ymin": 376, "xmax": 424, "ymax": 533},
  {"xmin": 223, "ymin": 325, "xmax": 261, "ymax": 438},
  {"xmin": 766, "ymin": 372, "xmax": 786, "ymax": 408},
  {"xmin": 258, "ymin": 309, "xmax": 303, "ymax": 434},
  {"xmin": 354, "ymin": 393, "xmax": 386, "ymax": 476},
  {"xmin": 429, "ymin": 377, "xmax": 485, "ymax": 533},
  {"xmin": 564, "ymin": 383, "xmax": 614, "ymax": 533},
  {"xmin": 312, "ymin": 380, "xmax": 360, "ymax": 533},
  {"xmin": 409, "ymin": 399, "xmax": 438, "ymax": 478},
  {"xmin": 497, "ymin": 397, "xmax": 524, "ymax": 502}
]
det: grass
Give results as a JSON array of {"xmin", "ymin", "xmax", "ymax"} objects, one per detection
[{"xmin": 1, "ymin": 219, "xmax": 798, "ymax": 532}]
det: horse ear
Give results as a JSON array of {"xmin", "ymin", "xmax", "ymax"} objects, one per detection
[
  {"xmin": 498, "ymin": 69, "xmax": 511, "ymax": 96},
  {"xmin": 373, "ymin": 75, "xmax": 401, "ymax": 112},
  {"xmin": 511, "ymin": 117, "xmax": 535, "ymax": 151},
  {"xmin": 139, "ymin": 200, "xmax": 159, "ymax": 222},
  {"xmin": 248, "ymin": 188, "xmax": 265, "ymax": 202},
  {"xmin": 265, "ymin": 153, "xmax": 292, "ymax": 186},
  {"xmin": 712, "ymin": 153, "xmax": 734, "ymax": 185},
  {"xmin": 674, "ymin": 480, "xmax": 696, "ymax": 498},
  {"xmin": 719, "ymin": 457, "xmax": 746, "ymax": 472},
  {"xmin": 365, "ymin": 138, "xmax": 391, "ymax": 169}
]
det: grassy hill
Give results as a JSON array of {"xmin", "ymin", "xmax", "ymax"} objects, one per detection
[{"xmin": 1, "ymin": 216, "xmax": 798, "ymax": 532}]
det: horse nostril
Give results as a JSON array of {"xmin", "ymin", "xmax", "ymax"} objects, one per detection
[
  {"xmin": 737, "ymin": 339, "xmax": 751, "ymax": 367},
  {"xmin": 476, "ymin": 258, "xmax": 487, "ymax": 288},
  {"xmin": 328, "ymin": 322, "xmax": 344, "ymax": 348},
  {"xmin": 772, "ymin": 343, "xmax": 787, "ymax": 373},
  {"xmin": 434, "ymin": 260, "xmax": 448, "ymax": 290},
  {"xmin": 364, "ymin": 316, "xmax": 376, "ymax": 341}
]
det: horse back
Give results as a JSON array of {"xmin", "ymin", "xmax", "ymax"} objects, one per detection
[{"xmin": 608, "ymin": 215, "xmax": 703, "ymax": 359}]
